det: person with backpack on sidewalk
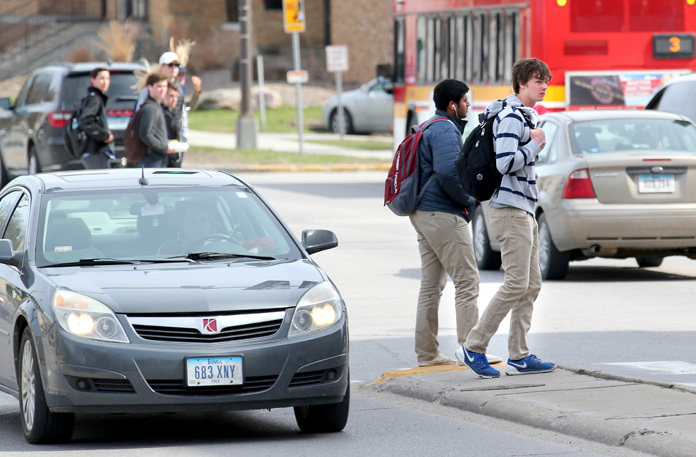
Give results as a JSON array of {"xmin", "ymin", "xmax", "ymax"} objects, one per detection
[
  {"xmin": 78, "ymin": 67, "xmax": 116, "ymax": 169},
  {"xmin": 456, "ymin": 58, "xmax": 555, "ymax": 378},
  {"xmin": 410, "ymin": 79, "xmax": 501, "ymax": 368}
]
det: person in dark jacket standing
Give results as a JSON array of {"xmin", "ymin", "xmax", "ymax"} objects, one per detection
[
  {"xmin": 409, "ymin": 79, "xmax": 501, "ymax": 367},
  {"xmin": 138, "ymin": 73, "xmax": 174, "ymax": 168},
  {"xmin": 79, "ymin": 67, "xmax": 115, "ymax": 169}
]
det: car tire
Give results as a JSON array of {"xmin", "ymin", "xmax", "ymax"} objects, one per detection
[
  {"xmin": 0, "ymin": 152, "xmax": 9, "ymax": 187},
  {"xmin": 330, "ymin": 109, "xmax": 354, "ymax": 134},
  {"xmin": 636, "ymin": 256, "xmax": 663, "ymax": 268},
  {"xmin": 294, "ymin": 379, "xmax": 349, "ymax": 433},
  {"xmin": 28, "ymin": 146, "xmax": 41, "ymax": 175},
  {"xmin": 538, "ymin": 212, "xmax": 570, "ymax": 280},
  {"xmin": 18, "ymin": 329, "xmax": 74, "ymax": 444},
  {"xmin": 472, "ymin": 205, "xmax": 502, "ymax": 270}
]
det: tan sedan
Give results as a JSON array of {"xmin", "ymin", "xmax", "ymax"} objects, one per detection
[{"xmin": 472, "ymin": 110, "xmax": 696, "ymax": 279}]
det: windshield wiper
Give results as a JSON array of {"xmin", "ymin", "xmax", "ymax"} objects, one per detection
[
  {"xmin": 48, "ymin": 257, "xmax": 194, "ymax": 267},
  {"xmin": 183, "ymin": 252, "xmax": 277, "ymax": 261}
]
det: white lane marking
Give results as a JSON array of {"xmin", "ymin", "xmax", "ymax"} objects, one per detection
[{"xmin": 600, "ymin": 361, "xmax": 696, "ymax": 375}]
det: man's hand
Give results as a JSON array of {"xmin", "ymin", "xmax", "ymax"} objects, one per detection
[
  {"xmin": 105, "ymin": 132, "xmax": 114, "ymax": 144},
  {"xmin": 191, "ymin": 76, "xmax": 202, "ymax": 93},
  {"xmin": 530, "ymin": 128, "xmax": 546, "ymax": 150}
]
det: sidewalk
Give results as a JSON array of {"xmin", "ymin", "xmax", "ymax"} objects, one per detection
[
  {"xmin": 186, "ymin": 129, "xmax": 393, "ymax": 170},
  {"xmin": 365, "ymin": 363, "xmax": 696, "ymax": 456}
]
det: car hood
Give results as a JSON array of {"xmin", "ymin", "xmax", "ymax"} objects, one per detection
[{"xmin": 42, "ymin": 259, "xmax": 326, "ymax": 314}]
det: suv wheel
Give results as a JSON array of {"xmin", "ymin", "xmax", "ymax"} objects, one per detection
[
  {"xmin": 28, "ymin": 146, "xmax": 41, "ymax": 175},
  {"xmin": 472, "ymin": 205, "xmax": 501, "ymax": 270}
]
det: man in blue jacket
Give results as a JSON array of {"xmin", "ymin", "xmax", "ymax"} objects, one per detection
[{"xmin": 410, "ymin": 79, "xmax": 501, "ymax": 367}]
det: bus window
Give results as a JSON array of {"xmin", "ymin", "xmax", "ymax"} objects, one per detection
[
  {"xmin": 503, "ymin": 10, "xmax": 518, "ymax": 84},
  {"xmin": 394, "ymin": 17, "xmax": 405, "ymax": 85},
  {"xmin": 455, "ymin": 15, "xmax": 466, "ymax": 81},
  {"xmin": 464, "ymin": 13, "xmax": 473, "ymax": 82},
  {"xmin": 426, "ymin": 16, "xmax": 436, "ymax": 83},
  {"xmin": 630, "ymin": 0, "xmax": 683, "ymax": 32},
  {"xmin": 448, "ymin": 16, "xmax": 456, "ymax": 81},
  {"xmin": 417, "ymin": 15, "xmax": 426, "ymax": 84},
  {"xmin": 572, "ymin": 0, "xmax": 624, "ymax": 33},
  {"xmin": 473, "ymin": 12, "xmax": 484, "ymax": 83}
]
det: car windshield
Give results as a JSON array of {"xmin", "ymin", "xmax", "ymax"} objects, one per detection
[
  {"xmin": 36, "ymin": 186, "xmax": 300, "ymax": 267},
  {"xmin": 569, "ymin": 118, "xmax": 696, "ymax": 155}
]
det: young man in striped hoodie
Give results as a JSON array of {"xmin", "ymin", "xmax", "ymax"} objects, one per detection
[{"xmin": 456, "ymin": 58, "xmax": 556, "ymax": 378}]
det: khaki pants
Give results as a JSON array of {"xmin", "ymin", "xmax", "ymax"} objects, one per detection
[
  {"xmin": 465, "ymin": 206, "xmax": 542, "ymax": 360},
  {"xmin": 409, "ymin": 210, "xmax": 479, "ymax": 363}
]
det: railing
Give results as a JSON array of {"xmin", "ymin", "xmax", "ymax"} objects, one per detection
[{"xmin": 0, "ymin": 0, "xmax": 107, "ymax": 54}]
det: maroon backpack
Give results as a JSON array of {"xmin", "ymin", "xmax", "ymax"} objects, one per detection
[{"xmin": 384, "ymin": 117, "xmax": 448, "ymax": 216}]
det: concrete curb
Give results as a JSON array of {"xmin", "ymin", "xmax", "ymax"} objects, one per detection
[{"xmin": 364, "ymin": 366, "xmax": 696, "ymax": 457}]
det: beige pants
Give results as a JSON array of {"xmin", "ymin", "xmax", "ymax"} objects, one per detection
[
  {"xmin": 465, "ymin": 206, "xmax": 542, "ymax": 360},
  {"xmin": 409, "ymin": 210, "xmax": 480, "ymax": 363}
]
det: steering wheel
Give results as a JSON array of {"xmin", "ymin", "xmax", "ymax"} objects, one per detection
[{"xmin": 187, "ymin": 233, "xmax": 240, "ymax": 251}]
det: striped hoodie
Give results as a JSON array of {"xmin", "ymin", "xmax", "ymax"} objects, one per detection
[{"xmin": 484, "ymin": 94, "xmax": 542, "ymax": 215}]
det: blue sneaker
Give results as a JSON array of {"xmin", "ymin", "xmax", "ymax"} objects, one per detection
[
  {"xmin": 455, "ymin": 346, "xmax": 500, "ymax": 378},
  {"xmin": 506, "ymin": 354, "xmax": 556, "ymax": 375}
]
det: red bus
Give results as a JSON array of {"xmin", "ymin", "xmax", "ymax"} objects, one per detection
[{"xmin": 393, "ymin": 0, "xmax": 696, "ymax": 143}]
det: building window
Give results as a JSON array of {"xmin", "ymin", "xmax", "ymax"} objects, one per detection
[
  {"xmin": 226, "ymin": 0, "xmax": 239, "ymax": 22},
  {"xmin": 265, "ymin": 0, "xmax": 282, "ymax": 9}
]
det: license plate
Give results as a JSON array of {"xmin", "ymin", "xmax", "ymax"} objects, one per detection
[
  {"xmin": 638, "ymin": 174, "xmax": 675, "ymax": 193},
  {"xmin": 186, "ymin": 356, "xmax": 243, "ymax": 387},
  {"xmin": 107, "ymin": 116, "xmax": 129, "ymax": 130}
]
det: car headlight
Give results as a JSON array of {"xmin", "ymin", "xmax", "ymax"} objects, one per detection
[
  {"xmin": 52, "ymin": 290, "xmax": 129, "ymax": 343},
  {"xmin": 289, "ymin": 281, "xmax": 343, "ymax": 338}
]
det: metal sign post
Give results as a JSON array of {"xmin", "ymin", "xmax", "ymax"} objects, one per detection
[
  {"xmin": 325, "ymin": 45, "xmax": 349, "ymax": 139},
  {"xmin": 283, "ymin": 0, "xmax": 306, "ymax": 155}
]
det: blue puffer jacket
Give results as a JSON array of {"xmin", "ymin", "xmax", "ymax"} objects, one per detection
[{"xmin": 416, "ymin": 110, "xmax": 476, "ymax": 221}]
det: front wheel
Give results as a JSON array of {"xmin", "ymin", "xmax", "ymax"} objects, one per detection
[
  {"xmin": 18, "ymin": 329, "xmax": 74, "ymax": 443},
  {"xmin": 330, "ymin": 109, "xmax": 354, "ymax": 134},
  {"xmin": 294, "ymin": 382, "xmax": 349, "ymax": 433},
  {"xmin": 28, "ymin": 146, "xmax": 41, "ymax": 175},
  {"xmin": 537, "ymin": 212, "xmax": 569, "ymax": 280},
  {"xmin": 472, "ymin": 205, "xmax": 501, "ymax": 270}
]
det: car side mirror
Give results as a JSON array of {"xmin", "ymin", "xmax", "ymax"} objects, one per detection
[
  {"xmin": 0, "ymin": 239, "xmax": 22, "ymax": 267},
  {"xmin": 0, "ymin": 97, "xmax": 10, "ymax": 110},
  {"xmin": 302, "ymin": 229, "xmax": 338, "ymax": 255}
]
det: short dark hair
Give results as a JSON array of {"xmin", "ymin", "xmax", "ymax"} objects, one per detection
[
  {"xmin": 167, "ymin": 80, "xmax": 179, "ymax": 92},
  {"xmin": 433, "ymin": 79, "xmax": 470, "ymax": 111},
  {"xmin": 146, "ymin": 73, "xmax": 170, "ymax": 87},
  {"xmin": 89, "ymin": 67, "xmax": 109, "ymax": 79},
  {"xmin": 512, "ymin": 58, "xmax": 552, "ymax": 93}
]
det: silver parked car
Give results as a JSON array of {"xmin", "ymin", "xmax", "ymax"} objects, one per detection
[
  {"xmin": 0, "ymin": 169, "xmax": 349, "ymax": 443},
  {"xmin": 473, "ymin": 110, "xmax": 696, "ymax": 279},
  {"xmin": 321, "ymin": 77, "xmax": 393, "ymax": 134}
]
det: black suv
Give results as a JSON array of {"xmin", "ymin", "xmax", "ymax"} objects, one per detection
[
  {"xmin": 645, "ymin": 73, "xmax": 696, "ymax": 122},
  {"xmin": 0, "ymin": 62, "xmax": 145, "ymax": 185}
]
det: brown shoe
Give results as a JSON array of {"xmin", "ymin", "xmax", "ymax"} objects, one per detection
[{"xmin": 418, "ymin": 352, "xmax": 458, "ymax": 367}]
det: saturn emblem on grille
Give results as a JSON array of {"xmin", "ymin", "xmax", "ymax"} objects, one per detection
[{"xmin": 202, "ymin": 318, "xmax": 219, "ymax": 334}]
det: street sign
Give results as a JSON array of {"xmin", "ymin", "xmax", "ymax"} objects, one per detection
[
  {"xmin": 283, "ymin": 0, "xmax": 306, "ymax": 33},
  {"xmin": 287, "ymin": 70, "xmax": 309, "ymax": 84},
  {"xmin": 325, "ymin": 45, "xmax": 349, "ymax": 73}
]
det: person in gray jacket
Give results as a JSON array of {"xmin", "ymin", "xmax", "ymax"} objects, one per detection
[
  {"xmin": 457, "ymin": 58, "xmax": 556, "ymax": 379},
  {"xmin": 409, "ymin": 79, "xmax": 501, "ymax": 368},
  {"xmin": 138, "ymin": 73, "xmax": 174, "ymax": 168}
]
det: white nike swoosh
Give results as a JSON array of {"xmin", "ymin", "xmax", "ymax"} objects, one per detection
[
  {"xmin": 465, "ymin": 350, "xmax": 475, "ymax": 363},
  {"xmin": 509, "ymin": 361, "xmax": 527, "ymax": 369}
]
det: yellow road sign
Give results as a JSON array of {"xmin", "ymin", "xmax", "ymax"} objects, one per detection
[{"xmin": 283, "ymin": 0, "xmax": 305, "ymax": 33}]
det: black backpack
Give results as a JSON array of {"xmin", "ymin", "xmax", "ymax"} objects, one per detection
[
  {"xmin": 63, "ymin": 101, "xmax": 88, "ymax": 158},
  {"xmin": 455, "ymin": 108, "xmax": 533, "ymax": 202}
]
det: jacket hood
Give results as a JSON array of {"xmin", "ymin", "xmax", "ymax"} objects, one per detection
[
  {"xmin": 434, "ymin": 109, "xmax": 467, "ymax": 134},
  {"xmin": 484, "ymin": 94, "xmax": 540, "ymax": 125},
  {"xmin": 86, "ymin": 85, "xmax": 108, "ymax": 103}
]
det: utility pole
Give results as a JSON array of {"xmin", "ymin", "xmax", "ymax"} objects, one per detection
[{"xmin": 236, "ymin": 0, "xmax": 257, "ymax": 149}]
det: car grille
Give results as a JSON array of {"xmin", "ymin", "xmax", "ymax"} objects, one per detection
[
  {"xmin": 147, "ymin": 375, "xmax": 278, "ymax": 396},
  {"xmin": 289, "ymin": 367, "xmax": 345, "ymax": 387},
  {"xmin": 128, "ymin": 311, "xmax": 286, "ymax": 343},
  {"xmin": 92, "ymin": 378, "xmax": 137, "ymax": 393}
]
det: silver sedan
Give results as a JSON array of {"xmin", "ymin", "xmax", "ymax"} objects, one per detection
[
  {"xmin": 473, "ymin": 110, "xmax": 696, "ymax": 279},
  {"xmin": 321, "ymin": 77, "xmax": 393, "ymax": 134}
]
